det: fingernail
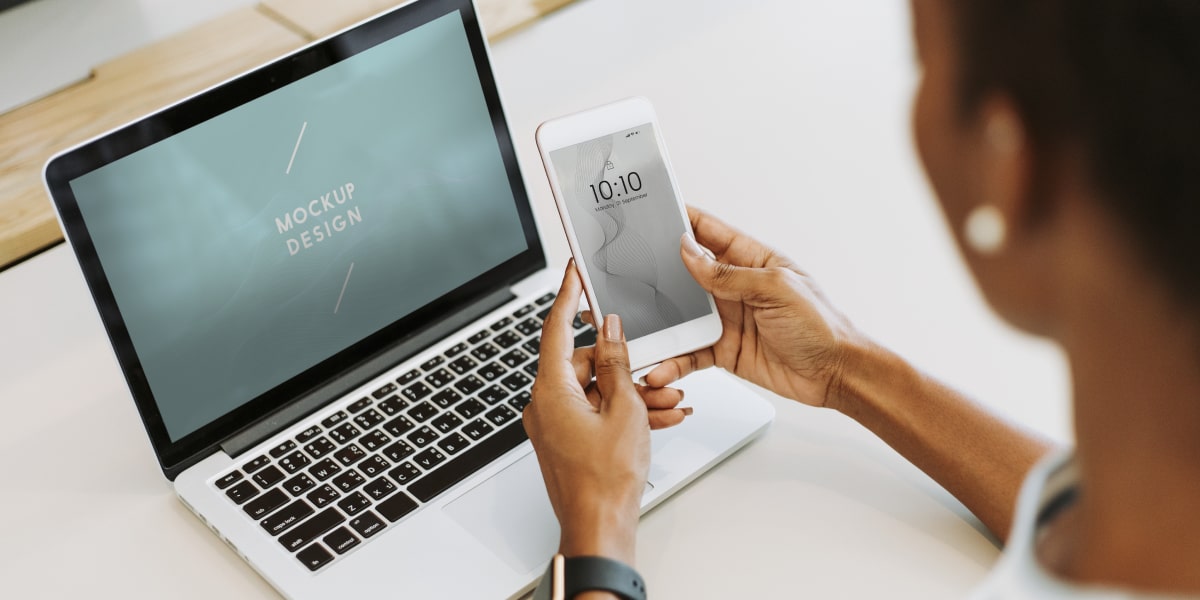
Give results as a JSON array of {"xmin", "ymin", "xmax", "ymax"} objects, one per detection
[
  {"xmin": 604, "ymin": 314, "xmax": 623, "ymax": 342},
  {"xmin": 681, "ymin": 407, "xmax": 694, "ymax": 416},
  {"xmin": 682, "ymin": 233, "xmax": 705, "ymax": 258}
]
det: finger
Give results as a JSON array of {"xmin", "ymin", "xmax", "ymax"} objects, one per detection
[
  {"xmin": 584, "ymin": 384, "xmax": 602, "ymax": 411},
  {"xmin": 688, "ymin": 206, "xmax": 796, "ymax": 271},
  {"xmin": 536, "ymin": 260, "xmax": 584, "ymax": 383},
  {"xmin": 636, "ymin": 384, "xmax": 685, "ymax": 410},
  {"xmin": 644, "ymin": 347, "xmax": 717, "ymax": 388},
  {"xmin": 579, "ymin": 311, "xmax": 595, "ymax": 327},
  {"xmin": 649, "ymin": 407, "xmax": 693, "ymax": 430},
  {"xmin": 593, "ymin": 314, "xmax": 640, "ymax": 415},
  {"xmin": 681, "ymin": 233, "xmax": 784, "ymax": 304},
  {"xmin": 571, "ymin": 346, "xmax": 595, "ymax": 388}
]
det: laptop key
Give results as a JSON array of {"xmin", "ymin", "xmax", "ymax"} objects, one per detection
[
  {"xmin": 454, "ymin": 375, "xmax": 485, "ymax": 395},
  {"xmin": 421, "ymin": 356, "xmax": 445, "ymax": 371},
  {"xmin": 262, "ymin": 499, "xmax": 314, "ymax": 536},
  {"xmin": 524, "ymin": 362, "xmax": 539, "ymax": 377},
  {"xmin": 444, "ymin": 342, "xmax": 469, "ymax": 358},
  {"xmin": 407, "ymin": 426, "xmax": 439, "ymax": 448},
  {"xmin": 253, "ymin": 465, "xmax": 286, "ymax": 488},
  {"xmin": 397, "ymin": 369, "xmax": 421, "ymax": 385},
  {"xmin": 462, "ymin": 419, "xmax": 494, "ymax": 441},
  {"xmin": 269, "ymin": 440, "xmax": 296, "ymax": 458},
  {"xmin": 358, "ymin": 456, "xmax": 390, "ymax": 479},
  {"xmin": 244, "ymin": 455, "xmax": 271, "ymax": 474},
  {"xmin": 370, "ymin": 383, "xmax": 396, "ymax": 400},
  {"xmin": 278, "ymin": 451, "xmax": 311, "ymax": 474},
  {"xmin": 295, "ymin": 425, "xmax": 322, "ymax": 443},
  {"xmin": 408, "ymin": 421, "xmax": 529, "ymax": 503},
  {"xmin": 425, "ymin": 368, "xmax": 455, "ymax": 388},
  {"xmin": 575, "ymin": 329, "xmax": 597, "ymax": 348},
  {"xmin": 431, "ymin": 388, "xmax": 463, "ymax": 409},
  {"xmin": 478, "ymin": 362, "xmax": 506, "ymax": 381},
  {"xmin": 353, "ymin": 408, "xmax": 385, "ymax": 430},
  {"xmin": 307, "ymin": 484, "xmax": 340, "ymax": 508},
  {"xmin": 297, "ymin": 543, "xmax": 334, "ymax": 571},
  {"xmin": 514, "ymin": 303, "xmax": 536, "ymax": 318},
  {"xmin": 414, "ymin": 448, "xmax": 446, "ymax": 470},
  {"xmin": 408, "ymin": 401, "xmax": 438, "ymax": 423},
  {"xmin": 470, "ymin": 343, "xmax": 500, "ymax": 362},
  {"xmin": 522, "ymin": 337, "xmax": 541, "ymax": 355},
  {"xmin": 383, "ymin": 415, "xmax": 415, "ymax": 437},
  {"xmin": 324, "ymin": 527, "xmax": 360, "ymax": 555},
  {"xmin": 363, "ymin": 476, "xmax": 396, "ymax": 501},
  {"xmin": 490, "ymin": 316, "xmax": 513, "ymax": 331},
  {"xmin": 508, "ymin": 391, "xmax": 533, "ymax": 413},
  {"xmin": 499, "ymin": 349, "xmax": 529, "ymax": 369},
  {"xmin": 359, "ymin": 430, "xmax": 391, "ymax": 452},
  {"xmin": 515, "ymin": 318, "xmax": 540, "ymax": 337},
  {"xmin": 448, "ymin": 355, "xmax": 477, "ymax": 375},
  {"xmin": 348, "ymin": 397, "xmax": 372, "ymax": 413},
  {"xmin": 402, "ymin": 382, "xmax": 433, "ymax": 402},
  {"xmin": 455, "ymin": 399, "xmax": 486, "ymax": 419},
  {"xmin": 377, "ymin": 396, "xmax": 409, "ymax": 416},
  {"xmin": 225, "ymin": 480, "xmax": 260, "ymax": 504},
  {"xmin": 467, "ymin": 330, "xmax": 490, "ymax": 345},
  {"xmin": 279, "ymin": 508, "xmax": 345, "ymax": 552},
  {"xmin": 501, "ymin": 372, "xmax": 532, "ymax": 392},
  {"xmin": 349, "ymin": 511, "xmax": 387, "ymax": 538},
  {"xmin": 309, "ymin": 458, "xmax": 342, "ymax": 481},
  {"xmin": 320, "ymin": 411, "xmax": 348, "ymax": 429},
  {"xmin": 215, "ymin": 471, "xmax": 243, "ymax": 489},
  {"xmin": 303, "ymin": 437, "xmax": 336, "ymax": 459},
  {"xmin": 376, "ymin": 493, "xmax": 419, "ymax": 523},
  {"xmin": 437, "ymin": 433, "xmax": 469, "ymax": 456},
  {"xmin": 536, "ymin": 306, "xmax": 552, "ymax": 320},
  {"xmin": 337, "ymin": 491, "xmax": 371, "ymax": 516},
  {"xmin": 381, "ymin": 441, "xmax": 415, "ymax": 463},
  {"xmin": 388, "ymin": 461, "xmax": 421, "ymax": 486},
  {"xmin": 493, "ymin": 331, "xmax": 522, "ymax": 349},
  {"xmin": 333, "ymin": 470, "xmax": 366, "ymax": 493},
  {"xmin": 333, "ymin": 444, "xmax": 366, "ymax": 466},
  {"xmin": 283, "ymin": 473, "xmax": 316, "ymax": 497},
  {"xmin": 431, "ymin": 412, "xmax": 463, "ymax": 434},
  {"xmin": 536, "ymin": 293, "xmax": 555, "ymax": 306},
  {"xmin": 479, "ymin": 385, "xmax": 509, "ymax": 405},
  {"xmin": 244, "ymin": 488, "xmax": 288, "ymax": 519},
  {"xmin": 329, "ymin": 423, "xmax": 360, "ymax": 444},
  {"xmin": 485, "ymin": 406, "xmax": 517, "ymax": 428}
]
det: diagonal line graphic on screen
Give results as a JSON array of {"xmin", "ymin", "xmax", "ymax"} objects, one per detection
[
  {"xmin": 286, "ymin": 121, "xmax": 308, "ymax": 175},
  {"xmin": 334, "ymin": 262, "xmax": 355, "ymax": 314}
]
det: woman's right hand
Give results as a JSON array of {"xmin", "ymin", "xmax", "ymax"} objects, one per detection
[{"xmin": 644, "ymin": 207, "xmax": 866, "ymax": 409}]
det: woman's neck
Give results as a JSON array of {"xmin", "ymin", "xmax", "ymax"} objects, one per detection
[{"xmin": 1049, "ymin": 233, "xmax": 1200, "ymax": 593}]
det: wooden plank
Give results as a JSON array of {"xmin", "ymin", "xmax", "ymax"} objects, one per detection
[
  {"xmin": 0, "ymin": 8, "xmax": 306, "ymax": 270},
  {"xmin": 262, "ymin": 0, "xmax": 579, "ymax": 41}
]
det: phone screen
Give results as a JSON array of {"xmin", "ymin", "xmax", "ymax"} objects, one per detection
[{"xmin": 549, "ymin": 123, "xmax": 712, "ymax": 341}]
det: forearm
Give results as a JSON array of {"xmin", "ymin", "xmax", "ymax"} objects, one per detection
[{"xmin": 829, "ymin": 342, "xmax": 1056, "ymax": 542}]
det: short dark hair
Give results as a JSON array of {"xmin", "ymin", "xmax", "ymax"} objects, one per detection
[{"xmin": 947, "ymin": 0, "xmax": 1200, "ymax": 309}]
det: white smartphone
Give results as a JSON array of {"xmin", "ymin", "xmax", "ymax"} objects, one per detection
[{"xmin": 536, "ymin": 97, "xmax": 722, "ymax": 370}]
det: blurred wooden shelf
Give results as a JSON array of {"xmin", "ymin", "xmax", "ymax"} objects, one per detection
[{"xmin": 0, "ymin": 0, "xmax": 578, "ymax": 270}]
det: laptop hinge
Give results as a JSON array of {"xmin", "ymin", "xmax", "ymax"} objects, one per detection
[{"xmin": 221, "ymin": 286, "xmax": 517, "ymax": 458}]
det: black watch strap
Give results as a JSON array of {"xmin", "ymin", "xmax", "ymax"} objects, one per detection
[{"xmin": 561, "ymin": 555, "xmax": 647, "ymax": 600}]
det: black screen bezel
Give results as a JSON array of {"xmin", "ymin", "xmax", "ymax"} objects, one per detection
[{"xmin": 43, "ymin": 0, "xmax": 544, "ymax": 479}]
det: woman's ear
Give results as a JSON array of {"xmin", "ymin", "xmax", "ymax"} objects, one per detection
[{"xmin": 966, "ymin": 96, "xmax": 1034, "ymax": 256}]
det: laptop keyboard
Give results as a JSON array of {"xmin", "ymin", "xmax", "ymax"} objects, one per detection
[{"xmin": 212, "ymin": 292, "xmax": 596, "ymax": 572}]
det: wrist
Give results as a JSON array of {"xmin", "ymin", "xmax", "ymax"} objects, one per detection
[
  {"xmin": 825, "ymin": 339, "xmax": 915, "ymax": 418},
  {"xmin": 558, "ymin": 498, "xmax": 640, "ymax": 566}
]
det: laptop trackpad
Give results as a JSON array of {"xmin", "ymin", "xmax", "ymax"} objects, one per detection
[{"xmin": 444, "ymin": 451, "xmax": 560, "ymax": 574}]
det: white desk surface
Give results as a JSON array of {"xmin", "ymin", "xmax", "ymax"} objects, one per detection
[{"xmin": 0, "ymin": 0, "xmax": 1073, "ymax": 597}]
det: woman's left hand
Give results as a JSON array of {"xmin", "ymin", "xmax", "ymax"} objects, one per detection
[{"xmin": 523, "ymin": 261, "xmax": 691, "ymax": 564}]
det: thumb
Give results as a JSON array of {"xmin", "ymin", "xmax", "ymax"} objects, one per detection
[
  {"xmin": 680, "ymin": 233, "xmax": 773, "ymax": 303},
  {"xmin": 594, "ymin": 315, "xmax": 641, "ymax": 416}
]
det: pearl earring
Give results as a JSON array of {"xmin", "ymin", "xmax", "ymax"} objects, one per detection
[{"xmin": 965, "ymin": 205, "xmax": 1007, "ymax": 255}]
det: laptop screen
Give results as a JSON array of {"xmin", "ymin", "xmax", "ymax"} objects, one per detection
[{"xmin": 45, "ymin": 0, "xmax": 542, "ymax": 475}]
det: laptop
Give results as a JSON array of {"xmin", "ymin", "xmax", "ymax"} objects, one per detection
[{"xmin": 41, "ymin": 0, "xmax": 775, "ymax": 597}]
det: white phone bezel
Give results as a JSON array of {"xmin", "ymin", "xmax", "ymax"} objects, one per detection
[{"xmin": 535, "ymin": 97, "xmax": 722, "ymax": 370}]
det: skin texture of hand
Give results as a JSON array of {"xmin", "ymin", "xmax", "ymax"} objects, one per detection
[
  {"xmin": 524, "ymin": 261, "xmax": 691, "ymax": 569},
  {"xmin": 645, "ymin": 207, "xmax": 866, "ymax": 409}
]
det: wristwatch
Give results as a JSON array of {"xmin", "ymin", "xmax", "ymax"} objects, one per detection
[{"xmin": 532, "ymin": 554, "xmax": 647, "ymax": 600}]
